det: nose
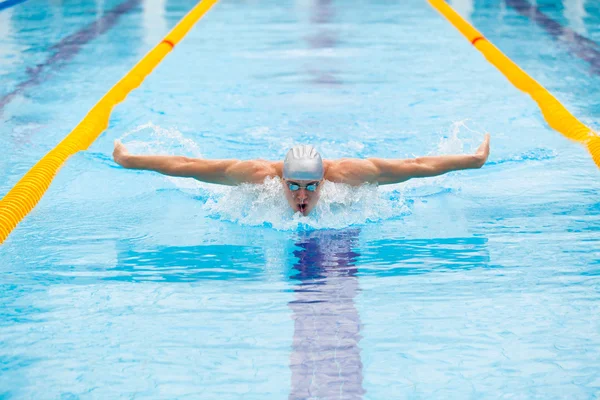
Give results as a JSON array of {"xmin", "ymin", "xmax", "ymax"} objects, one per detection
[{"xmin": 295, "ymin": 188, "xmax": 308, "ymax": 201}]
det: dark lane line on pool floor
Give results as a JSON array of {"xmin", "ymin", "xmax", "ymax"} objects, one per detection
[
  {"xmin": 506, "ymin": 0, "xmax": 600, "ymax": 75},
  {"xmin": 305, "ymin": 0, "xmax": 342, "ymax": 86},
  {"xmin": 0, "ymin": 0, "xmax": 142, "ymax": 112},
  {"xmin": 289, "ymin": 229, "xmax": 365, "ymax": 400},
  {"xmin": 0, "ymin": 0, "xmax": 27, "ymax": 12}
]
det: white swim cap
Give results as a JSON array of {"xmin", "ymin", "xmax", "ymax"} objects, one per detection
[{"xmin": 283, "ymin": 145, "xmax": 324, "ymax": 181}]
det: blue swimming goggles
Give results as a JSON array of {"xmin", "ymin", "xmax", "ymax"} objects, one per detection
[{"xmin": 286, "ymin": 181, "xmax": 320, "ymax": 192}]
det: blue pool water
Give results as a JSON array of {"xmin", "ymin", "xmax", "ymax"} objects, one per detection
[{"xmin": 1, "ymin": 0, "xmax": 599, "ymax": 398}]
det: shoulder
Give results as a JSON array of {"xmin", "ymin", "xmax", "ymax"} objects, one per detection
[
  {"xmin": 229, "ymin": 159, "xmax": 282, "ymax": 184},
  {"xmin": 259, "ymin": 160, "xmax": 283, "ymax": 176},
  {"xmin": 323, "ymin": 158, "xmax": 378, "ymax": 185}
]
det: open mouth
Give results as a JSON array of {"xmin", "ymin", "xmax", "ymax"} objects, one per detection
[{"xmin": 297, "ymin": 204, "xmax": 307, "ymax": 213}]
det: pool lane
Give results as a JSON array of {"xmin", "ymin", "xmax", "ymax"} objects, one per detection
[
  {"xmin": 0, "ymin": 0, "xmax": 142, "ymax": 112},
  {"xmin": 0, "ymin": 0, "xmax": 196, "ymax": 202},
  {"xmin": 1, "ymin": 0, "xmax": 600, "ymax": 397},
  {"xmin": 431, "ymin": 0, "xmax": 600, "ymax": 168},
  {"xmin": 0, "ymin": 0, "xmax": 219, "ymax": 243},
  {"xmin": 506, "ymin": 0, "xmax": 600, "ymax": 75}
]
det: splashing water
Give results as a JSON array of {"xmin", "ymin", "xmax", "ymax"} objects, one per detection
[
  {"xmin": 437, "ymin": 119, "xmax": 486, "ymax": 155},
  {"xmin": 203, "ymin": 177, "xmax": 411, "ymax": 230},
  {"xmin": 120, "ymin": 122, "xmax": 203, "ymax": 158}
]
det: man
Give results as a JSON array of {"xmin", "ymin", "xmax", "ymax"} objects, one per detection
[{"xmin": 113, "ymin": 133, "xmax": 490, "ymax": 216}]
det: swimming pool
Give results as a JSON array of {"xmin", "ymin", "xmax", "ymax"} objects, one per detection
[{"xmin": 1, "ymin": 0, "xmax": 599, "ymax": 397}]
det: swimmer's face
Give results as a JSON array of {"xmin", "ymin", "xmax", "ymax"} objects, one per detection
[{"xmin": 283, "ymin": 179, "xmax": 323, "ymax": 216}]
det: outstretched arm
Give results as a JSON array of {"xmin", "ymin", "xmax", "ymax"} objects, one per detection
[
  {"xmin": 327, "ymin": 134, "xmax": 490, "ymax": 185},
  {"xmin": 112, "ymin": 140, "xmax": 279, "ymax": 185}
]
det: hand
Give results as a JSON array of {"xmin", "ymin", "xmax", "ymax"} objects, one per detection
[
  {"xmin": 474, "ymin": 133, "xmax": 490, "ymax": 168},
  {"xmin": 113, "ymin": 140, "xmax": 130, "ymax": 168}
]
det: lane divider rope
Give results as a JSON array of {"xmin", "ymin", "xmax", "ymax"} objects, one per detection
[
  {"xmin": 428, "ymin": 0, "xmax": 600, "ymax": 168},
  {"xmin": 471, "ymin": 36, "xmax": 485, "ymax": 46},
  {"xmin": 0, "ymin": 0, "xmax": 219, "ymax": 244},
  {"xmin": 162, "ymin": 39, "xmax": 175, "ymax": 49}
]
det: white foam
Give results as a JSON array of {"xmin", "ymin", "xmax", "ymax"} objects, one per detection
[{"xmin": 202, "ymin": 177, "xmax": 411, "ymax": 230}]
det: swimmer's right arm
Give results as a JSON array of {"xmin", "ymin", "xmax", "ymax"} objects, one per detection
[{"xmin": 112, "ymin": 140, "xmax": 279, "ymax": 185}]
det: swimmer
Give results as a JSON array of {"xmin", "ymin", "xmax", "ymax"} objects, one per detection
[{"xmin": 113, "ymin": 133, "xmax": 490, "ymax": 215}]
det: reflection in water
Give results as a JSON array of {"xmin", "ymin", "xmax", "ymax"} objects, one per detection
[
  {"xmin": 563, "ymin": 0, "xmax": 588, "ymax": 36},
  {"xmin": 98, "ymin": 236, "xmax": 489, "ymax": 284},
  {"xmin": 288, "ymin": 229, "xmax": 364, "ymax": 400},
  {"xmin": 112, "ymin": 243, "xmax": 265, "ymax": 282},
  {"xmin": 449, "ymin": 0, "xmax": 474, "ymax": 20},
  {"xmin": 305, "ymin": 0, "xmax": 342, "ymax": 86},
  {"xmin": 358, "ymin": 236, "xmax": 490, "ymax": 276},
  {"xmin": 142, "ymin": 0, "xmax": 168, "ymax": 45},
  {"xmin": 0, "ymin": 9, "xmax": 18, "ymax": 78}
]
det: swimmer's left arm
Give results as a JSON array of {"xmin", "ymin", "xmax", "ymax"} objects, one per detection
[
  {"xmin": 371, "ymin": 134, "xmax": 490, "ymax": 184},
  {"xmin": 328, "ymin": 134, "xmax": 490, "ymax": 185}
]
